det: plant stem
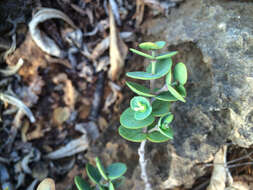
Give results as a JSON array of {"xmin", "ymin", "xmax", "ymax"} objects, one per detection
[
  {"xmin": 138, "ymin": 129, "xmax": 152, "ymax": 190},
  {"xmin": 151, "ymin": 51, "xmax": 156, "ymax": 74},
  {"xmin": 138, "ymin": 51, "xmax": 156, "ymax": 190},
  {"xmin": 150, "ymin": 51, "xmax": 156, "ymax": 92}
]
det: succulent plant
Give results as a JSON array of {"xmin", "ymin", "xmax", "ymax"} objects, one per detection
[{"xmin": 119, "ymin": 41, "xmax": 188, "ymax": 143}]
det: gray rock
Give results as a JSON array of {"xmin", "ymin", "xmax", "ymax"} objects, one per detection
[{"xmin": 141, "ymin": 0, "xmax": 253, "ymax": 188}]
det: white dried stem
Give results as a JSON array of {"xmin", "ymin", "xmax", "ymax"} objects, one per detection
[
  {"xmin": 29, "ymin": 8, "xmax": 77, "ymax": 58},
  {"xmin": 46, "ymin": 127, "xmax": 89, "ymax": 159},
  {"xmin": 0, "ymin": 93, "xmax": 35, "ymax": 123},
  {"xmin": 0, "ymin": 58, "xmax": 24, "ymax": 76},
  {"xmin": 138, "ymin": 139, "xmax": 152, "ymax": 190},
  {"xmin": 4, "ymin": 34, "xmax": 16, "ymax": 59},
  {"xmin": 224, "ymin": 146, "xmax": 233, "ymax": 186},
  {"xmin": 207, "ymin": 145, "xmax": 227, "ymax": 190}
]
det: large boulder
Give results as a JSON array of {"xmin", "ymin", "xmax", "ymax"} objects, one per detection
[{"xmin": 140, "ymin": 0, "xmax": 253, "ymax": 188}]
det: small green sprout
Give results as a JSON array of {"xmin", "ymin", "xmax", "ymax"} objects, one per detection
[
  {"xmin": 119, "ymin": 41, "xmax": 188, "ymax": 143},
  {"xmin": 130, "ymin": 96, "xmax": 152, "ymax": 120},
  {"xmin": 139, "ymin": 41, "xmax": 166, "ymax": 50},
  {"xmin": 74, "ymin": 157, "xmax": 127, "ymax": 190},
  {"xmin": 158, "ymin": 114, "xmax": 174, "ymax": 138}
]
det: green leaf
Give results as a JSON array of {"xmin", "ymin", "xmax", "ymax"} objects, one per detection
[
  {"xmin": 155, "ymin": 41, "xmax": 166, "ymax": 49},
  {"xmin": 147, "ymin": 131, "xmax": 171, "ymax": 143},
  {"xmin": 129, "ymin": 48, "xmax": 154, "ymax": 59},
  {"xmin": 112, "ymin": 176, "xmax": 125, "ymax": 188},
  {"xmin": 119, "ymin": 125, "xmax": 146, "ymax": 142},
  {"xmin": 138, "ymin": 41, "xmax": 166, "ymax": 50},
  {"xmin": 109, "ymin": 182, "xmax": 115, "ymax": 190},
  {"xmin": 126, "ymin": 71, "xmax": 155, "ymax": 80},
  {"xmin": 107, "ymin": 163, "xmax": 127, "ymax": 180},
  {"xmin": 158, "ymin": 114, "xmax": 174, "ymax": 139},
  {"xmin": 130, "ymin": 96, "xmax": 152, "ymax": 120},
  {"xmin": 147, "ymin": 122, "xmax": 156, "ymax": 131},
  {"xmin": 139, "ymin": 42, "xmax": 160, "ymax": 50},
  {"xmin": 158, "ymin": 125, "xmax": 173, "ymax": 139},
  {"xmin": 155, "ymin": 91, "xmax": 178, "ymax": 102},
  {"xmin": 158, "ymin": 114, "xmax": 174, "ymax": 126},
  {"xmin": 86, "ymin": 164, "xmax": 102, "ymax": 185},
  {"xmin": 174, "ymin": 62, "xmax": 187, "ymax": 85},
  {"xmin": 75, "ymin": 176, "xmax": 91, "ymax": 190},
  {"xmin": 126, "ymin": 81, "xmax": 155, "ymax": 97},
  {"xmin": 95, "ymin": 157, "xmax": 108, "ymax": 181},
  {"xmin": 165, "ymin": 70, "xmax": 172, "ymax": 86},
  {"xmin": 98, "ymin": 186, "xmax": 106, "ymax": 190},
  {"xmin": 155, "ymin": 51, "xmax": 177, "ymax": 60},
  {"xmin": 175, "ymin": 84, "xmax": 186, "ymax": 97},
  {"xmin": 167, "ymin": 85, "xmax": 185, "ymax": 102},
  {"xmin": 127, "ymin": 58, "xmax": 172, "ymax": 80},
  {"xmin": 146, "ymin": 58, "xmax": 172, "ymax": 74},
  {"xmin": 151, "ymin": 100, "xmax": 170, "ymax": 117},
  {"xmin": 120, "ymin": 108, "xmax": 155, "ymax": 129}
]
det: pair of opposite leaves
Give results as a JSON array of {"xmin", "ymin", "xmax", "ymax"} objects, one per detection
[
  {"xmin": 75, "ymin": 157, "xmax": 127, "ymax": 190},
  {"xmin": 126, "ymin": 42, "xmax": 187, "ymax": 103},
  {"xmin": 127, "ymin": 60, "xmax": 187, "ymax": 122},
  {"xmin": 126, "ymin": 61, "xmax": 187, "ymax": 103}
]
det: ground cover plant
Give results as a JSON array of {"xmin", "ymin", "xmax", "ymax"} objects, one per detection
[
  {"xmin": 118, "ymin": 41, "xmax": 187, "ymax": 189},
  {"xmin": 74, "ymin": 157, "xmax": 127, "ymax": 190},
  {"xmin": 36, "ymin": 158, "xmax": 126, "ymax": 190}
]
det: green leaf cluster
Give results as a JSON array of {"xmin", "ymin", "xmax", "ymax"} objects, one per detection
[
  {"xmin": 119, "ymin": 41, "xmax": 188, "ymax": 143},
  {"xmin": 74, "ymin": 157, "xmax": 127, "ymax": 190}
]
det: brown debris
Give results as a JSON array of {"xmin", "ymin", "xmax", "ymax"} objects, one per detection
[
  {"xmin": 78, "ymin": 105, "xmax": 91, "ymax": 120},
  {"xmin": 108, "ymin": 5, "xmax": 128, "ymax": 81},
  {"xmin": 26, "ymin": 124, "xmax": 44, "ymax": 141},
  {"xmin": 21, "ymin": 75, "xmax": 45, "ymax": 106},
  {"xmin": 98, "ymin": 116, "xmax": 108, "ymax": 131},
  {"xmin": 90, "ymin": 37, "xmax": 110, "ymax": 61},
  {"xmin": 53, "ymin": 107, "xmax": 71, "ymax": 126},
  {"xmin": 6, "ymin": 34, "xmax": 47, "ymax": 83},
  {"xmin": 103, "ymin": 81, "xmax": 122, "ymax": 113},
  {"xmin": 52, "ymin": 73, "xmax": 77, "ymax": 110},
  {"xmin": 55, "ymin": 165, "xmax": 81, "ymax": 190},
  {"xmin": 135, "ymin": 0, "xmax": 145, "ymax": 27}
]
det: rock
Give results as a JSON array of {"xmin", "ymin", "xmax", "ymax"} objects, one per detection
[{"xmin": 140, "ymin": 0, "xmax": 253, "ymax": 188}]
